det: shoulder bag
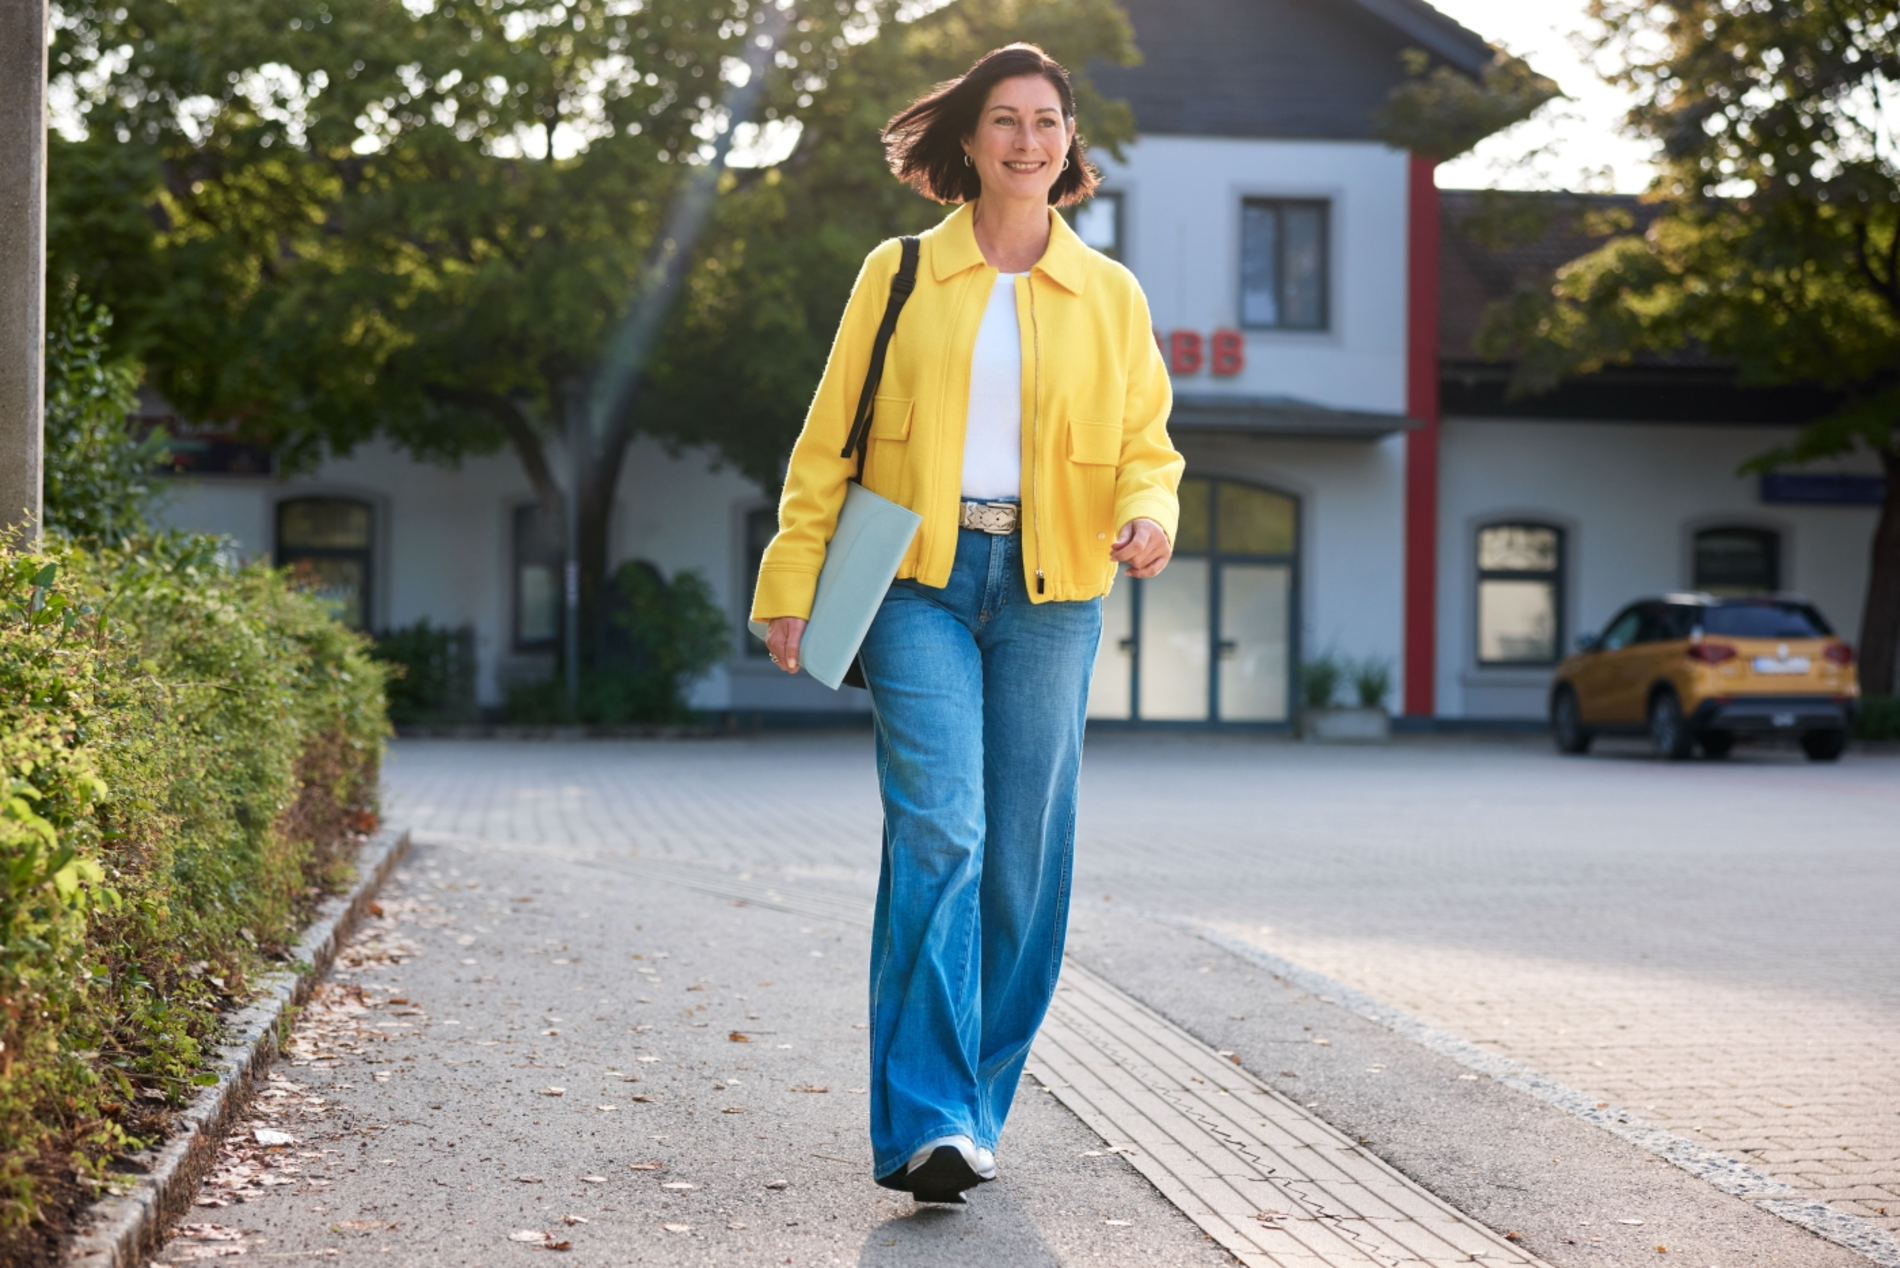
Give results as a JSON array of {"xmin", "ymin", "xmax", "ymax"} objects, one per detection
[{"xmin": 750, "ymin": 236, "xmax": 922, "ymax": 691}]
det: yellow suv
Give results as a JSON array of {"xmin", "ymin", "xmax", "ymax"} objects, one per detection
[{"xmin": 1550, "ymin": 594, "xmax": 1859, "ymax": 761}]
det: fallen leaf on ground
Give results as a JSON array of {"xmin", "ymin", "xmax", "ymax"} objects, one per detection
[
  {"xmin": 252, "ymin": 1128, "xmax": 295, "ymax": 1147},
  {"xmin": 540, "ymin": 1087, "xmax": 565, "ymax": 1096},
  {"xmin": 628, "ymin": 1095, "xmax": 654, "ymax": 1103},
  {"xmin": 509, "ymin": 1230, "xmax": 550, "ymax": 1243},
  {"xmin": 661, "ymin": 1224, "xmax": 691, "ymax": 1233},
  {"xmin": 173, "ymin": 1247, "xmax": 246, "ymax": 1261},
  {"xmin": 763, "ymin": 1180, "xmax": 789, "ymax": 1190},
  {"xmin": 627, "ymin": 1162, "xmax": 663, "ymax": 1171},
  {"xmin": 661, "ymin": 1181, "xmax": 697, "ymax": 1191},
  {"xmin": 595, "ymin": 1105, "xmax": 617, "ymax": 1112},
  {"xmin": 728, "ymin": 1032, "xmax": 751, "ymax": 1043},
  {"xmin": 721, "ymin": 1106, "xmax": 744, "ymax": 1114},
  {"xmin": 1618, "ymin": 1219, "xmax": 1644, "ymax": 1226},
  {"xmin": 334, "ymin": 1220, "xmax": 394, "ymax": 1232},
  {"xmin": 544, "ymin": 1241, "xmax": 572, "ymax": 1251},
  {"xmin": 561, "ymin": 1215, "xmax": 588, "ymax": 1226},
  {"xmin": 178, "ymin": 1224, "xmax": 249, "ymax": 1241},
  {"xmin": 517, "ymin": 1175, "xmax": 545, "ymax": 1184},
  {"xmin": 579, "ymin": 1175, "xmax": 608, "ymax": 1184},
  {"xmin": 790, "ymin": 1085, "xmax": 829, "ymax": 1094},
  {"xmin": 1104, "ymin": 1219, "xmax": 1131, "ymax": 1226}
]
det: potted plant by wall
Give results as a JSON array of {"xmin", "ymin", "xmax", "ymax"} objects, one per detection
[{"xmin": 1299, "ymin": 652, "xmax": 1392, "ymax": 742}]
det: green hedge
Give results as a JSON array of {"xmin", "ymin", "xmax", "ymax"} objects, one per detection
[
  {"xmin": 1856, "ymin": 695, "xmax": 1900, "ymax": 741},
  {"xmin": 0, "ymin": 534, "xmax": 386, "ymax": 1247}
]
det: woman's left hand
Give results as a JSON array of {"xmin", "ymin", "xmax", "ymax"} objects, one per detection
[{"xmin": 1110, "ymin": 518, "xmax": 1172, "ymax": 578}]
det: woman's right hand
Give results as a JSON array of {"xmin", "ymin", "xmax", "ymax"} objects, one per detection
[{"xmin": 766, "ymin": 616, "xmax": 807, "ymax": 674}]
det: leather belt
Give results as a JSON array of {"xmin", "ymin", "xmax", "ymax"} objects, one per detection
[{"xmin": 959, "ymin": 500, "xmax": 1020, "ymax": 535}]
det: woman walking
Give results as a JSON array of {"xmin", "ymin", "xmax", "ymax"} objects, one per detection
[{"xmin": 752, "ymin": 44, "xmax": 1181, "ymax": 1204}]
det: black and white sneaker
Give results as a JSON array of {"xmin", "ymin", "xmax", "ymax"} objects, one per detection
[{"xmin": 905, "ymin": 1135, "xmax": 984, "ymax": 1203}]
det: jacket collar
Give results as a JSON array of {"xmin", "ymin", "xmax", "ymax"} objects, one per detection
[{"xmin": 927, "ymin": 201, "xmax": 1090, "ymax": 296}]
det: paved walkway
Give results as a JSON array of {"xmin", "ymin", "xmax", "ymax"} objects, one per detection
[
  {"xmin": 149, "ymin": 733, "xmax": 1899, "ymax": 1266},
  {"xmin": 384, "ymin": 732, "xmax": 1900, "ymax": 1238}
]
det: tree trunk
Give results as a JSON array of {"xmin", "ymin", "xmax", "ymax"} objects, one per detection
[{"xmin": 1857, "ymin": 445, "xmax": 1900, "ymax": 698}]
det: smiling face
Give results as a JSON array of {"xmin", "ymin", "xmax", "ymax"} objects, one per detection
[{"xmin": 962, "ymin": 73, "xmax": 1071, "ymax": 205}]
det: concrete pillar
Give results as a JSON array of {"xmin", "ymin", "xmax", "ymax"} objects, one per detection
[{"xmin": 0, "ymin": 0, "xmax": 48, "ymax": 541}]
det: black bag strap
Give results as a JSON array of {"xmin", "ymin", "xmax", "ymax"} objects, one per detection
[{"xmin": 840, "ymin": 236, "xmax": 921, "ymax": 482}]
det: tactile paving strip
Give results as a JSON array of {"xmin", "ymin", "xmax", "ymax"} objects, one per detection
[{"xmin": 1028, "ymin": 964, "xmax": 1553, "ymax": 1267}]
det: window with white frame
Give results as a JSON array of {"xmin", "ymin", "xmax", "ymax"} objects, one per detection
[
  {"xmin": 1476, "ymin": 523, "xmax": 1563, "ymax": 665},
  {"xmin": 1240, "ymin": 199, "xmax": 1328, "ymax": 330}
]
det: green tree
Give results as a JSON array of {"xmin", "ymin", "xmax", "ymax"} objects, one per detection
[
  {"xmin": 42, "ymin": 285, "xmax": 168, "ymax": 546},
  {"xmin": 1477, "ymin": 1, "xmax": 1900, "ymax": 694},
  {"xmin": 49, "ymin": 0, "xmax": 1137, "ymax": 669}
]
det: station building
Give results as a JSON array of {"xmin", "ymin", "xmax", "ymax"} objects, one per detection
[{"xmin": 153, "ymin": 0, "xmax": 1887, "ymax": 727}]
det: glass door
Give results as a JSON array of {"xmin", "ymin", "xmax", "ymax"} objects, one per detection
[
  {"xmin": 1218, "ymin": 563, "xmax": 1291, "ymax": 721},
  {"xmin": 1138, "ymin": 559, "xmax": 1210, "ymax": 720},
  {"xmin": 1086, "ymin": 478, "xmax": 1299, "ymax": 726}
]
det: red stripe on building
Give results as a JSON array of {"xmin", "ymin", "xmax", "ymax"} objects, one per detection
[{"xmin": 1403, "ymin": 154, "xmax": 1441, "ymax": 718}]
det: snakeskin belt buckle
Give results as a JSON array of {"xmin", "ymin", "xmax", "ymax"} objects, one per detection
[{"xmin": 959, "ymin": 500, "xmax": 1020, "ymax": 535}]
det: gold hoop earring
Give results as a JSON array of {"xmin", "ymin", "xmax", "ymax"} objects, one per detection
[{"xmin": 964, "ymin": 154, "xmax": 973, "ymax": 167}]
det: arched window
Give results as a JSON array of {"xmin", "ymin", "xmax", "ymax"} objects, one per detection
[
  {"xmin": 277, "ymin": 498, "xmax": 373, "ymax": 630},
  {"xmin": 1693, "ymin": 526, "xmax": 1781, "ymax": 596},
  {"xmin": 1476, "ymin": 523, "xmax": 1563, "ymax": 666}
]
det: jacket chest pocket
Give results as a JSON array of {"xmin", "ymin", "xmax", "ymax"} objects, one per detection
[
  {"xmin": 865, "ymin": 396, "xmax": 914, "ymax": 494},
  {"xmin": 870, "ymin": 395, "xmax": 914, "ymax": 441}
]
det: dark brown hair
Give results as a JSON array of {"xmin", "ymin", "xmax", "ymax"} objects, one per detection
[{"xmin": 883, "ymin": 44, "xmax": 1099, "ymax": 207}]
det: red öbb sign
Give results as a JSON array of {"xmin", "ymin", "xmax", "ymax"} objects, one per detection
[{"xmin": 1156, "ymin": 330, "xmax": 1245, "ymax": 377}]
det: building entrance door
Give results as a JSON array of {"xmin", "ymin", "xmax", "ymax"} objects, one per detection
[{"xmin": 1087, "ymin": 478, "xmax": 1299, "ymax": 725}]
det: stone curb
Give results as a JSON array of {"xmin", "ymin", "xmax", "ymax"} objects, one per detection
[{"xmin": 60, "ymin": 827, "xmax": 412, "ymax": 1268}]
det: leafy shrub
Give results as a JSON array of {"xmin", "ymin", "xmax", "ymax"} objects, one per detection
[
  {"xmin": 0, "ymin": 534, "xmax": 386, "ymax": 1246},
  {"xmin": 506, "ymin": 561, "xmax": 730, "ymax": 725},
  {"xmin": 373, "ymin": 621, "xmax": 478, "ymax": 725},
  {"xmin": 1855, "ymin": 695, "xmax": 1900, "ymax": 741},
  {"xmin": 1349, "ymin": 657, "xmax": 1393, "ymax": 711},
  {"xmin": 42, "ymin": 287, "xmax": 168, "ymax": 546},
  {"xmin": 1298, "ymin": 652, "xmax": 1345, "ymax": 711}
]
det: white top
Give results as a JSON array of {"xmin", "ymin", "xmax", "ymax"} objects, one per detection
[{"xmin": 959, "ymin": 273, "xmax": 1024, "ymax": 502}]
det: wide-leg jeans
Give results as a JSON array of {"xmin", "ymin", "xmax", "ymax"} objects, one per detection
[{"xmin": 856, "ymin": 525, "xmax": 1102, "ymax": 1184}]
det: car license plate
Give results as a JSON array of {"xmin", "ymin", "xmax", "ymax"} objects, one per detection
[
  {"xmin": 1772, "ymin": 712, "xmax": 1796, "ymax": 727},
  {"xmin": 1753, "ymin": 656, "xmax": 1810, "ymax": 674}
]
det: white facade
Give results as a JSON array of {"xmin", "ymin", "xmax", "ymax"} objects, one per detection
[
  {"xmin": 1097, "ymin": 136, "xmax": 1412, "ymax": 416},
  {"xmin": 1437, "ymin": 419, "xmax": 1883, "ymax": 719}
]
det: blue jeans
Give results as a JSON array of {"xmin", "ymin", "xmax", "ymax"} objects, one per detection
[{"xmin": 856, "ymin": 526, "xmax": 1102, "ymax": 1183}]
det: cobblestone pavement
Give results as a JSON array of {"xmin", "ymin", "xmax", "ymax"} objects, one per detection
[{"xmin": 386, "ymin": 733, "xmax": 1900, "ymax": 1244}]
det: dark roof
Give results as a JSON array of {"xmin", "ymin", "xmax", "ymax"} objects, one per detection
[
  {"xmin": 1437, "ymin": 189, "xmax": 1840, "ymax": 424},
  {"xmin": 1094, "ymin": 0, "xmax": 1492, "ymax": 141},
  {"xmin": 1438, "ymin": 189, "xmax": 1656, "ymax": 362}
]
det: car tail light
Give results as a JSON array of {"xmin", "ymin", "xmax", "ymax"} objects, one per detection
[
  {"xmin": 1688, "ymin": 643, "xmax": 1737, "ymax": 665},
  {"xmin": 1824, "ymin": 642, "xmax": 1854, "ymax": 665}
]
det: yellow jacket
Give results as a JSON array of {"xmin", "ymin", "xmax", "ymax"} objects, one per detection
[{"xmin": 751, "ymin": 203, "xmax": 1183, "ymax": 622}]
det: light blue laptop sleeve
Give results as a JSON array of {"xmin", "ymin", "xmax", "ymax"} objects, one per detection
[{"xmin": 749, "ymin": 481, "xmax": 922, "ymax": 691}]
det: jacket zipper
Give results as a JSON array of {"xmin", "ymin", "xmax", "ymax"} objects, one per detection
[{"xmin": 1027, "ymin": 273, "xmax": 1045, "ymax": 595}]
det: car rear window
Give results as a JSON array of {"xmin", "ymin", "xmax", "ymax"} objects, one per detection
[{"xmin": 1700, "ymin": 602, "xmax": 1833, "ymax": 639}]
